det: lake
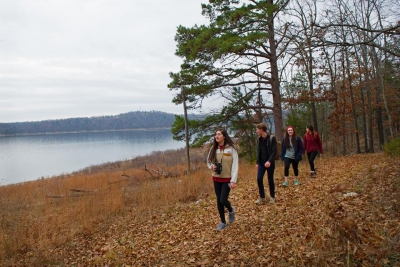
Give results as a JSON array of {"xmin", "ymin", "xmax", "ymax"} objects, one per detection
[{"xmin": 0, "ymin": 129, "xmax": 184, "ymax": 186}]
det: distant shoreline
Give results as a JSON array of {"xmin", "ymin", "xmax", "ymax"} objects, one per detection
[{"xmin": 0, "ymin": 127, "xmax": 172, "ymax": 137}]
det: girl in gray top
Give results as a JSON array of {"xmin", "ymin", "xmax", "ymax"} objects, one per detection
[{"xmin": 280, "ymin": 126, "xmax": 304, "ymax": 186}]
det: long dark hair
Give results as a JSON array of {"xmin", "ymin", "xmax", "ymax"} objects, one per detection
[
  {"xmin": 208, "ymin": 128, "xmax": 236, "ymax": 163},
  {"xmin": 306, "ymin": 125, "xmax": 317, "ymax": 139},
  {"xmin": 284, "ymin": 126, "xmax": 298, "ymax": 149}
]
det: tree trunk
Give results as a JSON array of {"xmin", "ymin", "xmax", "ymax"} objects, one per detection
[
  {"xmin": 307, "ymin": 47, "xmax": 318, "ymax": 133},
  {"xmin": 345, "ymin": 49, "xmax": 361, "ymax": 154},
  {"xmin": 361, "ymin": 45, "xmax": 374, "ymax": 153},
  {"xmin": 349, "ymin": 21, "xmax": 368, "ymax": 153},
  {"xmin": 181, "ymin": 88, "xmax": 190, "ymax": 177},
  {"xmin": 341, "ymin": 54, "xmax": 347, "ymax": 155},
  {"xmin": 367, "ymin": 82, "xmax": 374, "ymax": 153},
  {"xmin": 360, "ymin": 87, "xmax": 369, "ymax": 152},
  {"xmin": 371, "ymin": 47, "xmax": 386, "ymax": 149},
  {"xmin": 378, "ymin": 12, "xmax": 394, "ymax": 139},
  {"xmin": 268, "ymin": 0, "xmax": 283, "ymax": 141}
]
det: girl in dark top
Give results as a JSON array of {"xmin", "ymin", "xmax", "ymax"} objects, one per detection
[
  {"xmin": 280, "ymin": 126, "xmax": 304, "ymax": 186},
  {"xmin": 303, "ymin": 125, "xmax": 323, "ymax": 178}
]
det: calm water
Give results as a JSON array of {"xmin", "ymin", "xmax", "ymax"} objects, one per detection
[{"xmin": 0, "ymin": 129, "xmax": 184, "ymax": 186}]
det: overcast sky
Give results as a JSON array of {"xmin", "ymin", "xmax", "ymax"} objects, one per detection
[{"xmin": 0, "ymin": 0, "xmax": 209, "ymax": 123}]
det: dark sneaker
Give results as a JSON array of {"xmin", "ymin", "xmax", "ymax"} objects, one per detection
[
  {"xmin": 310, "ymin": 171, "xmax": 315, "ymax": 178},
  {"xmin": 229, "ymin": 207, "xmax": 235, "ymax": 223},
  {"xmin": 216, "ymin": 222, "xmax": 227, "ymax": 231}
]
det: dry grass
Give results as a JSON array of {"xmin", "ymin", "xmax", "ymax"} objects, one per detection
[
  {"xmin": 1, "ymin": 150, "xmax": 399, "ymax": 266},
  {"xmin": 0, "ymin": 148, "xmax": 208, "ymax": 264}
]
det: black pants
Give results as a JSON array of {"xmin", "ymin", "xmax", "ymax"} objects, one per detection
[
  {"xmin": 213, "ymin": 181, "xmax": 232, "ymax": 224},
  {"xmin": 283, "ymin": 157, "xmax": 299, "ymax": 177},
  {"xmin": 256, "ymin": 162, "xmax": 275, "ymax": 199},
  {"xmin": 307, "ymin": 151, "xmax": 318, "ymax": 172}
]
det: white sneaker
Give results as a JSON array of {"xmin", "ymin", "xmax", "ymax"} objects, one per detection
[
  {"xmin": 269, "ymin": 197, "xmax": 275, "ymax": 204},
  {"xmin": 255, "ymin": 198, "xmax": 266, "ymax": 204}
]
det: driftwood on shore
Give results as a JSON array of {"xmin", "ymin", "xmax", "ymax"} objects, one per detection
[
  {"xmin": 69, "ymin": 188, "xmax": 95, "ymax": 193},
  {"xmin": 46, "ymin": 188, "xmax": 96, "ymax": 202},
  {"xmin": 46, "ymin": 194, "xmax": 66, "ymax": 199},
  {"xmin": 142, "ymin": 165, "xmax": 180, "ymax": 178},
  {"xmin": 108, "ymin": 179, "xmax": 129, "ymax": 185}
]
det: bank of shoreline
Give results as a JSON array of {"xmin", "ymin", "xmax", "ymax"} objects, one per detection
[
  {"xmin": 0, "ymin": 127, "xmax": 172, "ymax": 137},
  {"xmin": 0, "ymin": 127, "xmax": 183, "ymax": 187},
  {"xmin": 0, "ymin": 146, "xmax": 188, "ymax": 188}
]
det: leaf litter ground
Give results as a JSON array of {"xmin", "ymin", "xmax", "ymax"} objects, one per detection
[{"xmin": 10, "ymin": 153, "xmax": 400, "ymax": 266}]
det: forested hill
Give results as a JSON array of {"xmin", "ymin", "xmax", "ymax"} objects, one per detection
[{"xmin": 0, "ymin": 111, "xmax": 178, "ymax": 135}]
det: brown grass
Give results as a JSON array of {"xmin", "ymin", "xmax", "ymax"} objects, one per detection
[
  {"xmin": 0, "ymin": 148, "xmax": 208, "ymax": 264},
  {"xmin": 0, "ymin": 149, "xmax": 399, "ymax": 266}
]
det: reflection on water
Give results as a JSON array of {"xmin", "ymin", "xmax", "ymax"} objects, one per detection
[{"xmin": 0, "ymin": 129, "xmax": 184, "ymax": 186}]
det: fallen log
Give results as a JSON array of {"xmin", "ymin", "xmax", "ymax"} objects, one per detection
[
  {"xmin": 108, "ymin": 179, "xmax": 129, "ymax": 185},
  {"xmin": 46, "ymin": 194, "xmax": 65, "ymax": 198},
  {"xmin": 69, "ymin": 188, "xmax": 95, "ymax": 193}
]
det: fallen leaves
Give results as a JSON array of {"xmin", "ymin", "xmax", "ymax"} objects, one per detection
[{"xmin": 2, "ymin": 153, "xmax": 400, "ymax": 266}]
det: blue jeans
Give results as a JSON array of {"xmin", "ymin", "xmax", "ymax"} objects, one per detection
[{"xmin": 257, "ymin": 162, "xmax": 275, "ymax": 199}]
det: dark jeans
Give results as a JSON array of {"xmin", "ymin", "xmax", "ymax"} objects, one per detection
[
  {"xmin": 257, "ymin": 162, "xmax": 275, "ymax": 199},
  {"xmin": 213, "ymin": 181, "xmax": 232, "ymax": 224},
  {"xmin": 307, "ymin": 151, "xmax": 318, "ymax": 171},
  {"xmin": 283, "ymin": 157, "xmax": 299, "ymax": 177}
]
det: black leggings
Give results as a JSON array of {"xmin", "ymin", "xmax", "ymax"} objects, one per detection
[
  {"xmin": 213, "ymin": 181, "xmax": 232, "ymax": 224},
  {"xmin": 307, "ymin": 151, "xmax": 318, "ymax": 171},
  {"xmin": 283, "ymin": 157, "xmax": 299, "ymax": 177}
]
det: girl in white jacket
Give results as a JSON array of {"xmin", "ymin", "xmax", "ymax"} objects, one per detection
[{"xmin": 207, "ymin": 128, "xmax": 239, "ymax": 231}]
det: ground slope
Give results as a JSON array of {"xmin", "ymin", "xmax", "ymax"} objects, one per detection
[{"xmin": 12, "ymin": 153, "xmax": 400, "ymax": 266}]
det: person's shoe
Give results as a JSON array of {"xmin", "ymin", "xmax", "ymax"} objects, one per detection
[
  {"xmin": 310, "ymin": 171, "xmax": 315, "ymax": 178},
  {"xmin": 229, "ymin": 207, "xmax": 235, "ymax": 223},
  {"xmin": 255, "ymin": 198, "xmax": 266, "ymax": 204},
  {"xmin": 269, "ymin": 197, "xmax": 275, "ymax": 204},
  {"xmin": 216, "ymin": 222, "xmax": 227, "ymax": 231},
  {"xmin": 294, "ymin": 180, "xmax": 299, "ymax": 186},
  {"xmin": 283, "ymin": 181, "xmax": 289, "ymax": 187}
]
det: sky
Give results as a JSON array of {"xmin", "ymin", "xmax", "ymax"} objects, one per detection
[{"xmin": 0, "ymin": 0, "xmax": 209, "ymax": 123}]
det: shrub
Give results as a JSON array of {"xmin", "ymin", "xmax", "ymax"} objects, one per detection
[{"xmin": 383, "ymin": 136, "xmax": 400, "ymax": 157}]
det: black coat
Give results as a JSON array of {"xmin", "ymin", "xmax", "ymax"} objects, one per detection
[
  {"xmin": 256, "ymin": 134, "xmax": 277, "ymax": 164},
  {"xmin": 280, "ymin": 136, "xmax": 304, "ymax": 162}
]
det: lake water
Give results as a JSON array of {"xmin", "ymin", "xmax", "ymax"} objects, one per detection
[{"xmin": 0, "ymin": 129, "xmax": 184, "ymax": 186}]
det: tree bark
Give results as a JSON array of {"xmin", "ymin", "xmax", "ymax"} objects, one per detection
[
  {"xmin": 181, "ymin": 88, "xmax": 191, "ymax": 177},
  {"xmin": 268, "ymin": 0, "xmax": 283, "ymax": 140}
]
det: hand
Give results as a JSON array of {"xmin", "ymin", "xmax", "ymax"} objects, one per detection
[
  {"xmin": 255, "ymin": 164, "xmax": 258, "ymax": 170},
  {"xmin": 264, "ymin": 161, "xmax": 271, "ymax": 168},
  {"xmin": 229, "ymin": 182, "xmax": 236, "ymax": 189},
  {"xmin": 212, "ymin": 164, "xmax": 217, "ymax": 171}
]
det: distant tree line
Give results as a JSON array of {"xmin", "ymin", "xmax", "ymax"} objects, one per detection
[{"xmin": 0, "ymin": 111, "xmax": 181, "ymax": 135}]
